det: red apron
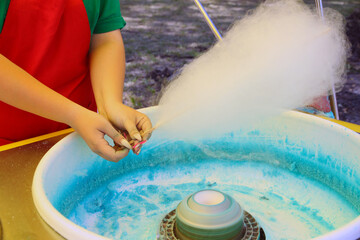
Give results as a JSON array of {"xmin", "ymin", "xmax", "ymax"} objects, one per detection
[{"xmin": 0, "ymin": 0, "xmax": 96, "ymax": 145}]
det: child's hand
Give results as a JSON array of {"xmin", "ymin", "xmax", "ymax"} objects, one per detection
[
  {"xmin": 70, "ymin": 109, "xmax": 132, "ymax": 162},
  {"xmin": 88, "ymin": 30, "xmax": 152, "ymax": 158},
  {"xmin": 100, "ymin": 102, "xmax": 153, "ymax": 143}
]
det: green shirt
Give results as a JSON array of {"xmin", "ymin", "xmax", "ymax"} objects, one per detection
[{"xmin": 0, "ymin": 0, "xmax": 126, "ymax": 34}]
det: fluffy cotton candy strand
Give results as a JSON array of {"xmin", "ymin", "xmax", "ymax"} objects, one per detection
[{"xmin": 153, "ymin": 0, "xmax": 349, "ymax": 140}]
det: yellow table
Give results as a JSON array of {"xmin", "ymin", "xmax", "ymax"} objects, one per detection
[
  {"xmin": 0, "ymin": 129, "xmax": 72, "ymax": 240},
  {"xmin": 0, "ymin": 116, "xmax": 359, "ymax": 240}
]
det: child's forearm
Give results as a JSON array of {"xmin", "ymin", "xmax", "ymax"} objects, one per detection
[
  {"xmin": 89, "ymin": 30, "xmax": 153, "ymax": 143},
  {"xmin": 89, "ymin": 30, "xmax": 126, "ymax": 116},
  {"xmin": 0, "ymin": 54, "xmax": 86, "ymax": 126},
  {"xmin": 0, "ymin": 54, "xmax": 132, "ymax": 161}
]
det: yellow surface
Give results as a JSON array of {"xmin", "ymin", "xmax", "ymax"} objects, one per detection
[
  {"xmin": 318, "ymin": 116, "xmax": 360, "ymax": 133},
  {"xmin": 0, "ymin": 134, "xmax": 66, "ymax": 240},
  {"xmin": 0, "ymin": 128, "xmax": 74, "ymax": 152}
]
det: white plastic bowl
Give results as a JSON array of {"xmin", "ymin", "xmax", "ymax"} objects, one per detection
[{"xmin": 32, "ymin": 108, "xmax": 360, "ymax": 240}]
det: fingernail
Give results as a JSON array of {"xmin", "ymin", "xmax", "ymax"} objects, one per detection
[
  {"xmin": 134, "ymin": 133, "xmax": 142, "ymax": 141},
  {"xmin": 120, "ymin": 139, "xmax": 132, "ymax": 149}
]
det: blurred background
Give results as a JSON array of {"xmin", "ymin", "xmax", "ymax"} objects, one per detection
[{"xmin": 119, "ymin": 0, "xmax": 360, "ymax": 124}]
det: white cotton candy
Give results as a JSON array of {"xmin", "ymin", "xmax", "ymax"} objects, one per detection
[{"xmin": 153, "ymin": 0, "xmax": 349, "ymax": 140}]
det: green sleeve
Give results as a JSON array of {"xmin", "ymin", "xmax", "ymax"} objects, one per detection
[
  {"xmin": 1, "ymin": 1, "xmax": 126, "ymax": 35},
  {"xmin": 93, "ymin": 0, "xmax": 126, "ymax": 34},
  {"xmin": 0, "ymin": 0, "xmax": 10, "ymax": 34}
]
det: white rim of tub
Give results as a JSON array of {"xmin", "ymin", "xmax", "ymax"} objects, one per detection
[{"xmin": 32, "ymin": 109, "xmax": 360, "ymax": 240}]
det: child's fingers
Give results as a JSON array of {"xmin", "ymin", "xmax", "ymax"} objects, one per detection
[
  {"xmin": 124, "ymin": 121, "xmax": 142, "ymax": 141},
  {"xmin": 95, "ymin": 142, "xmax": 129, "ymax": 162},
  {"xmin": 103, "ymin": 123, "xmax": 132, "ymax": 150},
  {"xmin": 138, "ymin": 117, "xmax": 153, "ymax": 141},
  {"xmin": 140, "ymin": 129, "xmax": 153, "ymax": 141},
  {"xmin": 132, "ymin": 139, "xmax": 147, "ymax": 155}
]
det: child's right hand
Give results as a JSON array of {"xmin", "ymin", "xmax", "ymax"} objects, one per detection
[{"xmin": 70, "ymin": 108, "xmax": 132, "ymax": 162}]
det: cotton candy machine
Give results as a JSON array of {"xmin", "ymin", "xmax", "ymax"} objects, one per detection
[
  {"xmin": 32, "ymin": 107, "xmax": 360, "ymax": 240},
  {"xmin": 158, "ymin": 189, "xmax": 265, "ymax": 240}
]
